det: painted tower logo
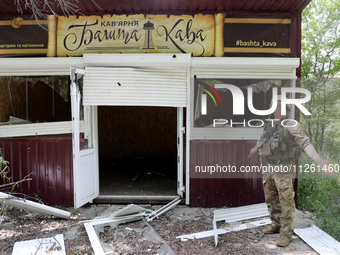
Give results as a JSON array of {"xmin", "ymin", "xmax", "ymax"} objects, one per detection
[{"xmin": 142, "ymin": 21, "xmax": 155, "ymax": 49}]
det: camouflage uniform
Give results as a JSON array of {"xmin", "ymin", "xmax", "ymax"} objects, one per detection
[{"xmin": 258, "ymin": 118, "xmax": 310, "ymax": 238}]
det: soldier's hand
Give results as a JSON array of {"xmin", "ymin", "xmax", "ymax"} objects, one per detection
[
  {"xmin": 315, "ymin": 157, "xmax": 329, "ymax": 167},
  {"xmin": 315, "ymin": 158, "xmax": 338, "ymax": 177},
  {"xmin": 247, "ymin": 147, "xmax": 257, "ymax": 158}
]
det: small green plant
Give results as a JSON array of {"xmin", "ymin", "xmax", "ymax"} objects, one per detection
[
  {"xmin": 0, "ymin": 148, "xmax": 9, "ymax": 182},
  {"xmin": 0, "ymin": 148, "xmax": 32, "ymax": 215},
  {"xmin": 34, "ymin": 193, "xmax": 43, "ymax": 204},
  {"xmin": 0, "ymin": 148, "xmax": 11, "ymax": 215}
]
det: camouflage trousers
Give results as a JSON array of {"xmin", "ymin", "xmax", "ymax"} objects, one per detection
[{"xmin": 263, "ymin": 177, "xmax": 295, "ymax": 237}]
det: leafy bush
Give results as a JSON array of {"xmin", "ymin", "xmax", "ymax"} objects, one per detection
[{"xmin": 297, "ymin": 154, "xmax": 340, "ymax": 241}]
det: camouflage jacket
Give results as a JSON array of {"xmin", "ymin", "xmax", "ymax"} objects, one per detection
[{"xmin": 257, "ymin": 118, "xmax": 310, "ymax": 162}]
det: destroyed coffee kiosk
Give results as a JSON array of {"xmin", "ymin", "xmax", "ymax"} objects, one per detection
[{"xmin": 0, "ymin": 0, "xmax": 310, "ymax": 208}]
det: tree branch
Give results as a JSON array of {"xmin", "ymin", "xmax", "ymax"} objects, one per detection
[{"xmin": 14, "ymin": 0, "xmax": 101, "ymax": 20}]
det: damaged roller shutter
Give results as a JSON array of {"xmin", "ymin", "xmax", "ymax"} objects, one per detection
[{"xmin": 83, "ymin": 67, "xmax": 187, "ymax": 107}]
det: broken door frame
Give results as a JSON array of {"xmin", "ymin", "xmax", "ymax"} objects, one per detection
[
  {"xmin": 177, "ymin": 107, "xmax": 185, "ymax": 197},
  {"xmin": 71, "ymin": 67, "xmax": 99, "ymax": 208}
]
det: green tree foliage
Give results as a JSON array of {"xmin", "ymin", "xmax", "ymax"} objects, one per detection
[
  {"xmin": 301, "ymin": 0, "xmax": 340, "ymax": 157},
  {"xmin": 298, "ymin": 0, "xmax": 340, "ymax": 241}
]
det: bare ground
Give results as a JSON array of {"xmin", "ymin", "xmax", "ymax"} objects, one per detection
[{"xmin": 0, "ymin": 204, "xmax": 318, "ymax": 255}]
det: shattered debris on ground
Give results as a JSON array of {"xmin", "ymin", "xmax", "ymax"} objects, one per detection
[
  {"xmin": 0, "ymin": 202, "xmax": 323, "ymax": 255},
  {"xmin": 83, "ymin": 198, "xmax": 180, "ymax": 255}
]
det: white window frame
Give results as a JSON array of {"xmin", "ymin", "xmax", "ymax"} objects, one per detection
[
  {"xmin": 0, "ymin": 57, "xmax": 84, "ymax": 137},
  {"xmin": 190, "ymin": 57, "xmax": 300, "ymax": 140}
]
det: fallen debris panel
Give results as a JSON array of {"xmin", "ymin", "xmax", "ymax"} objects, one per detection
[
  {"xmin": 84, "ymin": 197, "xmax": 181, "ymax": 254},
  {"xmin": 294, "ymin": 225, "xmax": 340, "ymax": 255},
  {"xmin": 177, "ymin": 218, "xmax": 271, "ymax": 242},
  {"xmin": 213, "ymin": 203, "xmax": 269, "ymax": 246},
  {"xmin": 12, "ymin": 234, "xmax": 66, "ymax": 255},
  {"xmin": 0, "ymin": 192, "xmax": 71, "ymax": 219}
]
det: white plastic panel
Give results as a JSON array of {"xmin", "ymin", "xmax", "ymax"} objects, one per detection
[
  {"xmin": 83, "ymin": 53, "xmax": 191, "ymax": 68},
  {"xmin": 83, "ymin": 67, "xmax": 187, "ymax": 107},
  {"xmin": 192, "ymin": 57, "xmax": 300, "ymax": 79},
  {"xmin": 0, "ymin": 57, "xmax": 83, "ymax": 76},
  {"xmin": 295, "ymin": 225, "xmax": 340, "ymax": 255},
  {"xmin": 12, "ymin": 234, "xmax": 66, "ymax": 255},
  {"xmin": 0, "ymin": 121, "xmax": 84, "ymax": 138},
  {"xmin": 75, "ymin": 149, "xmax": 97, "ymax": 205},
  {"xmin": 213, "ymin": 203, "xmax": 269, "ymax": 223}
]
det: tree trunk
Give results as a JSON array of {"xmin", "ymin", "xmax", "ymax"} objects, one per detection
[{"xmin": 315, "ymin": 111, "xmax": 319, "ymax": 152}]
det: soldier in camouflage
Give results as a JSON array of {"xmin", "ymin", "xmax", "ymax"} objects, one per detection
[{"xmin": 248, "ymin": 97, "xmax": 330, "ymax": 247}]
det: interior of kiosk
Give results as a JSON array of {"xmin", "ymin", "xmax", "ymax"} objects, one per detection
[{"xmin": 98, "ymin": 105, "xmax": 178, "ymax": 197}]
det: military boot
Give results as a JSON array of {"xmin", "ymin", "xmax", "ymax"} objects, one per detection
[
  {"xmin": 276, "ymin": 234, "xmax": 292, "ymax": 247},
  {"xmin": 262, "ymin": 225, "xmax": 280, "ymax": 234}
]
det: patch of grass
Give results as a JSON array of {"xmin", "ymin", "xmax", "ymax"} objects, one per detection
[{"xmin": 297, "ymin": 155, "xmax": 340, "ymax": 241}]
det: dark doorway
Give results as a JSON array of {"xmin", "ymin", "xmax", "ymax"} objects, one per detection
[{"xmin": 98, "ymin": 106, "xmax": 178, "ymax": 197}]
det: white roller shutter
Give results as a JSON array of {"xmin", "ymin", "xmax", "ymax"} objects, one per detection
[{"xmin": 83, "ymin": 67, "xmax": 187, "ymax": 107}]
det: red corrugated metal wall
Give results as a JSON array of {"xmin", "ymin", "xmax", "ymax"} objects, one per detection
[
  {"xmin": 0, "ymin": 135, "xmax": 74, "ymax": 207},
  {"xmin": 190, "ymin": 140, "xmax": 265, "ymax": 208}
]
